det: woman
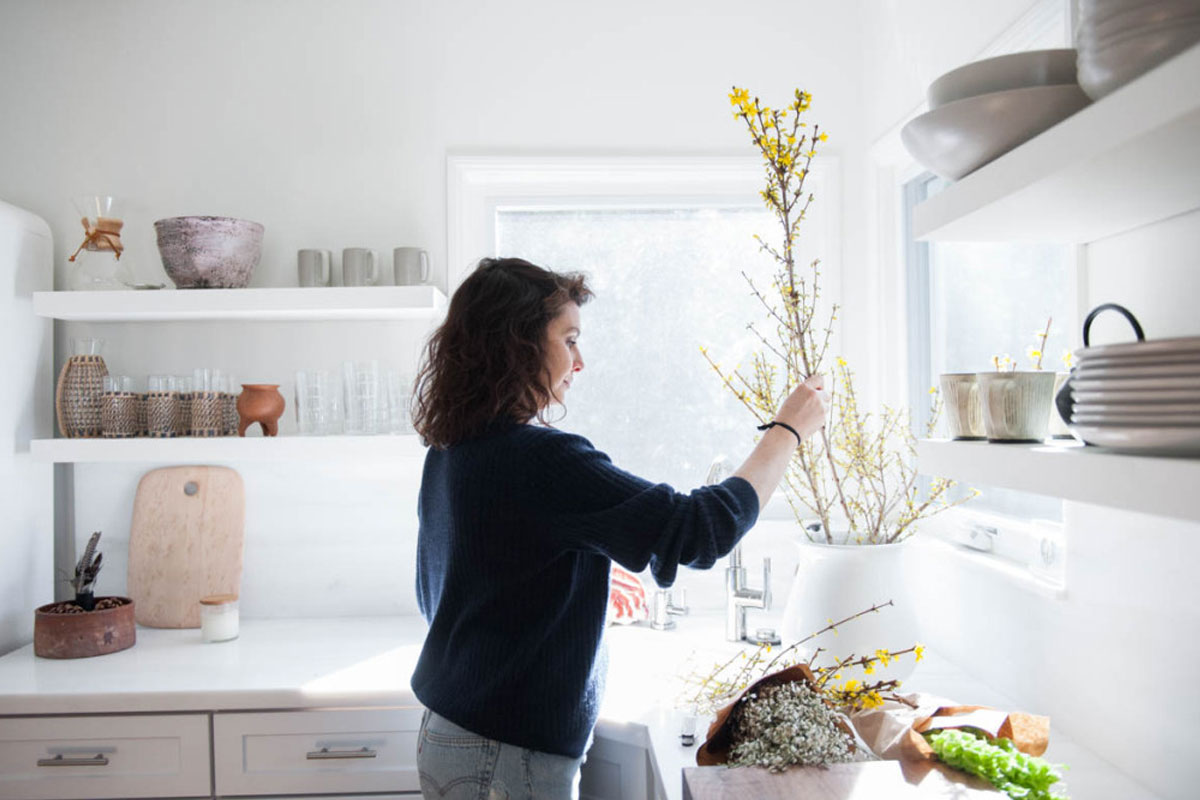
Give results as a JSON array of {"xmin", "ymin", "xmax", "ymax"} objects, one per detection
[{"xmin": 410, "ymin": 257, "xmax": 827, "ymax": 799}]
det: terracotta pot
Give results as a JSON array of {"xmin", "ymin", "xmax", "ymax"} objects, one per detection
[
  {"xmin": 237, "ymin": 384, "xmax": 285, "ymax": 437},
  {"xmin": 34, "ymin": 597, "xmax": 136, "ymax": 659}
]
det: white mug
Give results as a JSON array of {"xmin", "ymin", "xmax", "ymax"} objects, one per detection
[
  {"xmin": 342, "ymin": 248, "xmax": 378, "ymax": 286},
  {"xmin": 393, "ymin": 247, "xmax": 431, "ymax": 285},
  {"xmin": 297, "ymin": 249, "xmax": 332, "ymax": 287}
]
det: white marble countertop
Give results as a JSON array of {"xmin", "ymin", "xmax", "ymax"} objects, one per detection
[{"xmin": 0, "ymin": 614, "xmax": 1156, "ymax": 800}]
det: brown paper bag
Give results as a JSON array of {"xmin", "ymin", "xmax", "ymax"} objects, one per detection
[
  {"xmin": 901, "ymin": 704, "xmax": 1050, "ymax": 760},
  {"xmin": 696, "ymin": 664, "xmax": 857, "ymax": 766},
  {"xmin": 850, "ymin": 695, "xmax": 1049, "ymax": 761}
]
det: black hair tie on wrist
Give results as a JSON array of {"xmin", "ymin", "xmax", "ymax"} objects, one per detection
[{"xmin": 757, "ymin": 420, "xmax": 802, "ymax": 447}]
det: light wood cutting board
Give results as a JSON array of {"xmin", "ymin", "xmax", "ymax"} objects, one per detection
[
  {"xmin": 683, "ymin": 760, "xmax": 1003, "ymax": 799},
  {"xmin": 127, "ymin": 465, "xmax": 245, "ymax": 628}
]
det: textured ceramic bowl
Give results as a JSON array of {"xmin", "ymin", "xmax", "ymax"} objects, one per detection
[
  {"xmin": 928, "ymin": 48, "xmax": 1079, "ymax": 109},
  {"xmin": 901, "ymin": 84, "xmax": 1091, "ymax": 181},
  {"xmin": 154, "ymin": 216, "xmax": 264, "ymax": 289},
  {"xmin": 1075, "ymin": 0, "xmax": 1200, "ymax": 100}
]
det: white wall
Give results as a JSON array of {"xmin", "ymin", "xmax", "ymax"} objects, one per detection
[
  {"xmin": 0, "ymin": 0, "xmax": 869, "ymax": 615},
  {"xmin": 856, "ymin": 1, "xmax": 1200, "ymax": 797}
]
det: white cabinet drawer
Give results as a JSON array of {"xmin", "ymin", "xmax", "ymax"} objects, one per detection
[
  {"xmin": 213, "ymin": 707, "xmax": 423, "ymax": 796},
  {"xmin": 0, "ymin": 714, "xmax": 211, "ymax": 800}
]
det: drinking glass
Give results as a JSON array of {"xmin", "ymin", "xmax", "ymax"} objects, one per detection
[
  {"xmin": 176, "ymin": 376, "xmax": 194, "ymax": 437},
  {"xmin": 384, "ymin": 371, "xmax": 413, "ymax": 434},
  {"xmin": 72, "ymin": 338, "xmax": 104, "ymax": 356},
  {"xmin": 295, "ymin": 369, "xmax": 339, "ymax": 435},
  {"xmin": 102, "ymin": 375, "xmax": 136, "ymax": 393},
  {"xmin": 145, "ymin": 375, "xmax": 179, "ymax": 438},
  {"xmin": 343, "ymin": 360, "xmax": 380, "ymax": 435}
]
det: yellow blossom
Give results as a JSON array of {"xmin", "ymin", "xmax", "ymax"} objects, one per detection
[
  {"xmin": 861, "ymin": 692, "xmax": 884, "ymax": 709},
  {"xmin": 819, "ymin": 132, "xmax": 828, "ymax": 142},
  {"xmin": 914, "ymin": 644, "xmax": 925, "ymax": 662}
]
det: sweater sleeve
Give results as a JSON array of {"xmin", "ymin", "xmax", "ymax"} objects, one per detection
[{"xmin": 525, "ymin": 429, "xmax": 760, "ymax": 587}]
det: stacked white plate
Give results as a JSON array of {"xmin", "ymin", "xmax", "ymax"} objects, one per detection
[{"xmin": 1070, "ymin": 335, "xmax": 1200, "ymax": 455}]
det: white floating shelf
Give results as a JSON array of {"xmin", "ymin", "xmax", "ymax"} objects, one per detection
[
  {"xmin": 914, "ymin": 43, "xmax": 1200, "ymax": 244},
  {"xmin": 31, "ymin": 434, "xmax": 427, "ymax": 463},
  {"xmin": 33, "ymin": 286, "xmax": 447, "ymax": 322},
  {"xmin": 918, "ymin": 438, "xmax": 1200, "ymax": 522}
]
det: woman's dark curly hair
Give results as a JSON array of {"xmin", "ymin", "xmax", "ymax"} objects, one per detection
[{"xmin": 412, "ymin": 257, "xmax": 593, "ymax": 448}]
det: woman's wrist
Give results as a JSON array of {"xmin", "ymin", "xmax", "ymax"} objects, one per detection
[{"xmin": 757, "ymin": 419, "xmax": 802, "ymax": 447}]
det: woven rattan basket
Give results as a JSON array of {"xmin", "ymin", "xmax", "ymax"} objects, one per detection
[
  {"xmin": 100, "ymin": 392, "xmax": 141, "ymax": 438},
  {"xmin": 191, "ymin": 391, "xmax": 225, "ymax": 437},
  {"xmin": 145, "ymin": 391, "xmax": 179, "ymax": 438},
  {"xmin": 177, "ymin": 392, "xmax": 192, "ymax": 437},
  {"xmin": 222, "ymin": 392, "xmax": 238, "ymax": 436},
  {"xmin": 56, "ymin": 355, "xmax": 109, "ymax": 438}
]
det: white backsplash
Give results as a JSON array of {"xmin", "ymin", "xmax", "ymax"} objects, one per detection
[{"xmin": 73, "ymin": 458, "xmax": 424, "ymax": 618}]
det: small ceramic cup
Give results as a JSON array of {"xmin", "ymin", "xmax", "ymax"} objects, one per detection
[
  {"xmin": 976, "ymin": 371, "xmax": 1057, "ymax": 442},
  {"xmin": 342, "ymin": 248, "xmax": 378, "ymax": 286},
  {"xmin": 393, "ymin": 247, "xmax": 431, "ymax": 285},
  {"xmin": 297, "ymin": 249, "xmax": 332, "ymax": 287},
  {"xmin": 939, "ymin": 373, "xmax": 985, "ymax": 440}
]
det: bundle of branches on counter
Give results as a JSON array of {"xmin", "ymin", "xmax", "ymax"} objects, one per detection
[{"xmin": 683, "ymin": 601, "xmax": 925, "ymax": 772}]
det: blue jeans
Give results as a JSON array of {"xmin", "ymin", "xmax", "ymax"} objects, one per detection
[{"xmin": 417, "ymin": 709, "xmax": 586, "ymax": 800}]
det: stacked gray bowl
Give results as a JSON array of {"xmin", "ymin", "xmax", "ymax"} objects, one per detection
[
  {"xmin": 1076, "ymin": 0, "xmax": 1200, "ymax": 100},
  {"xmin": 1069, "ymin": 335, "xmax": 1200, "ymax": 455},
  {"xmin": 901, "ymin": 49, "xmax": 1091, "ymax": 180}
]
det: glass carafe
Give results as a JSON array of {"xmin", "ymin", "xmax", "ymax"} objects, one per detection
[{"xmin": 67, "ymin": 195, "xmax": 133, "ymax": 290}]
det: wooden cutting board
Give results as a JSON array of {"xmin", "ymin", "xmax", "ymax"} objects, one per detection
[
  {"xmin": 127, "ymin": 466, "xmax": 245, "ymax": 628},
  {"xmin": 683, "ymin": 760, "xmax": 1003, "ymax": 799}
]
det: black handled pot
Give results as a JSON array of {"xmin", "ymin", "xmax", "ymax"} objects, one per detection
[{"xmin": 1054, "ymin": 303, "xmax": 1146, "ymax": 428}]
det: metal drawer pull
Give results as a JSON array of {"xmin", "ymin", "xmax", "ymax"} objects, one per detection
[
  {"xmin": 38, "ymin": 754, "xmax": 110, "ymax": 767},
  {"xmin": 306, "ymin": 746, "xmax": 377, "ymax": 760}
]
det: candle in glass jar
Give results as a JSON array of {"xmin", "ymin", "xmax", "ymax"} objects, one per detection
[{"xmin": 199, "ymin": 594, "xmax": 239, "ymax": 642}]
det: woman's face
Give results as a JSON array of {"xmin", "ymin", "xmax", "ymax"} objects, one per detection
[{"xmin": 542, "ymin": 302, "xmax": 584, "ymax": 407}]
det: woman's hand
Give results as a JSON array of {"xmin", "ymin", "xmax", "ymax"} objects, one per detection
[
  {"xmin": 776, "ymin": 374, "xmax": 830, "ymax": 439},
  {"xmin": 732, "ymin": 374, "xmax": 830, "ymax": 510}
]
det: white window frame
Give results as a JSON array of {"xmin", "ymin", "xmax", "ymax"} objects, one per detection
[
  {"xmin": 865, "ymin": 0, "xmax": 1076, "ymax": 593},
  {"xmin": 447, "ymin": 155, "xmax": 840, "ymax": 291},
  {"xmin": 446, "ymin": 154, "xmax": 840, "ymax": 520}
]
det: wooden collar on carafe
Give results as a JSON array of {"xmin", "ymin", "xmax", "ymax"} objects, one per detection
[{"xmin": 69, "ymin": 216, "xmax": 125, "ymax": 262}]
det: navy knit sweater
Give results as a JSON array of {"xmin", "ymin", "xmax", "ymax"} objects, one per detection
[{"xmin": 411, "ymin": 421, "xmax": 759, "ymax": 758}]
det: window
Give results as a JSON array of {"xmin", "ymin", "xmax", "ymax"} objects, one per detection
[
  {"xmin": 450, "ymin": 157, "xmax": 837, "ymax": 515},
  {"xmin": 902, "ymin": 172, "xmax": 1074, "ymax": 586}
]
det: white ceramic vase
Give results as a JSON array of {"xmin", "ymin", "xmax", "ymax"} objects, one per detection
[{"xmin": 780, "ymin": 535, "xmax": 919, "ymax": 682}]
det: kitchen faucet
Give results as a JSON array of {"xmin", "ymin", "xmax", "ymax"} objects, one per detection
[{"xmin": 706, "ymin": 456, "xmax": 778, "ymax": 645}]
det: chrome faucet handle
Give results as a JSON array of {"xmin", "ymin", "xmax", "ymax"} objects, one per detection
[
  {"xmin": 650, "ymin": 587, "xmax": 689, "ymax": 631},
  {"xmin": 705, "ymin": 455, "xmax": 733, "ymax": 486},
  {"xmin": 761, "ymin": 557, "xmax": 772, "ymax": 610},
  {"xmin": 667, "ymin": 586, "xmax": 688, "ymax": 616}
]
